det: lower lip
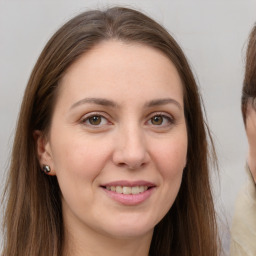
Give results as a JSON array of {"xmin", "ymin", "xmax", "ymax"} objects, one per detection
[{"xmin": 102, "ymin": 187, "xmax": 155, "ymax": 206}]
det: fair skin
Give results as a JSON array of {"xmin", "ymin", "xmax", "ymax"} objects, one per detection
[
  {"xmin": 246, "ymin": 100, "xmax": 256, "ymax": 182},
  {"xmin": 36, "ymin": 40, "xmax": 187, "ymax": 256}
]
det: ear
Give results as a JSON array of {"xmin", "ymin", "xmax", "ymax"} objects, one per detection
[{"xmin": 33, "ymin": 130, "xmax": 56, "ymax": 176}]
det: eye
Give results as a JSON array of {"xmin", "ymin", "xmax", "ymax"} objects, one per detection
[
  {"xmin": 151, "ymin": 115, "xmax": 164, "ymax": 125},
  {"xmin": 81, "ymin": 114, "xmax": 109, "ymax": 127},
  {"xmin": 88, "ymin": 115, "xmax": 103, "ymax": 125},
  {"xmin": 147, "ymin": 113, "xmax": 174, "ymax": 127}
]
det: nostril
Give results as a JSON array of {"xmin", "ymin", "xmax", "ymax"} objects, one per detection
[
  {"xmin": 117, "ymin": 162, "xmax": 126, "ymax": 168},
  {"xmin": 116, "ymin": 162, "xmax": 139, "ymax": 170}
]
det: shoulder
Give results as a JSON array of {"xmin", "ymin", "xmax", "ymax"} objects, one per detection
[{"xmin": 230, "ymin": 164, "xmax": 256, "ymax": 256}]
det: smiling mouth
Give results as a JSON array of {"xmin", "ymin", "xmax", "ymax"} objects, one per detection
[
  {"xmin": 101, "ymin": 182, "xmax": 156, "ymax": 205},
  {"xmin": 103, "ymin": 185, "xmax": 149, "ymax": 195}
]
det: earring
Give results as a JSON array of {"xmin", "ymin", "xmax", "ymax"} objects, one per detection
[{"xmin": 42, "ymin": 165, "xmax": 51, "ymax": 174}]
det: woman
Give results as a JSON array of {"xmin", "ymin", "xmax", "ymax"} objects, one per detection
[
  {"xmin": 1, "ymin": 7, "xmax": 219, "ymax": 256},
  {"xmin": 230, "ymin": 24, "xmax": 256, "ymax": 255}
]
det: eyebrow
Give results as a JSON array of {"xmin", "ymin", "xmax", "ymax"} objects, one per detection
[
  {"xmin": 70, "ymin": 98, "xmax": 118, "ymax": 110},
  {"xmin": 70, "ymin": 97, "xmax": 182, "ymax": 110},
  {"xmin": 144, "ymin": 98, "xmax": 182, "ymax": 110}
]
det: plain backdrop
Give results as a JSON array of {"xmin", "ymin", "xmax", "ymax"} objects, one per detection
[{"xmin": 1, "ymin": 0, "xmax": 255, "ymax": 254}]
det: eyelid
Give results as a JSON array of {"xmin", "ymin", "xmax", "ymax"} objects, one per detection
[
  {"xmin": 80, "ymin": 111, "xmax": 113, "ymax": 127},
  {"xmin": 146, "ymin": 112, "xmax": 175, "ymax": 126},
  {"xmin": 147, "ymin": 111, "xmax": 174, "ymax": 120}
]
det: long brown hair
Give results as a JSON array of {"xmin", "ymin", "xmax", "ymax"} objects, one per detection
[
  {"xmin": 242, "ymin": 24, "xmax": 256, "ymax": 123},
  {"xmin": 2, "ymin": 7, "xmax": 219, "ymax": 256}
]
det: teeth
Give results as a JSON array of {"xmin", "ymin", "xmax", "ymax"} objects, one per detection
[
  {"xmin": 116, "ymin": 186, "xmax": 122, "ymax": 193},
  {"xmin": 105, "ymin": 185, "xmax": 149, "ymax": 195},
  {"xmin": 123, "ymin": 186, "xmax": 132, "ymax": 194},
  {"xmin": 132, "ymin": 186, "xmax": 139, "ymax": 194}
]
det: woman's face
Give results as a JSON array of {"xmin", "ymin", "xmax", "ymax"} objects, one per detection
[{"xmin": 39, "ymin": 41, "xmax": 187, "ymax": 240}]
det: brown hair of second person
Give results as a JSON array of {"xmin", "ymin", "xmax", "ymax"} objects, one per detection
[{"xmin": 242, "ymin": 24, "xmax": 256, "ymax": 122}]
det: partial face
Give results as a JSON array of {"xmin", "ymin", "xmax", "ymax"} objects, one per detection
[
  {"xmin": 39, "ymin": 41, "xmax": 187, "ymax": 240},
  {"xmin": 246, "ymin": 100, "xmax": 256, "ymax": 181}
]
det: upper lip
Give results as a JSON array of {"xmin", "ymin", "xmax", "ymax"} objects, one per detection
[{"xmin": 101, "ymin": 180, "xmax": 156, "ymax": 187}]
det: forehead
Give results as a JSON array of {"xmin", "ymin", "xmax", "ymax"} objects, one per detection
[{"xmin": 57, "ymin": 40, "xmax": 184, "ymax": 107}]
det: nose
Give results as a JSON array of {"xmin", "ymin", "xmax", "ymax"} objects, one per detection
[{"xmin": 112, "ymin": 126, "xmax": 150, "ymax": 170}]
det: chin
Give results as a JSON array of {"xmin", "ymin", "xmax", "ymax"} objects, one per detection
[
  {"xmin": 101, "ymin": 218, "xmax": 155, "ymax": 239},
  {"xmin": 109, "ymin": 228, "xmax": 153, "ymax": 240}
]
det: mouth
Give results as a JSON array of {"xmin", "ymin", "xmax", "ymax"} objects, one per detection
[
  {"xmin": 101, "ymin": 182, "xmax": 155, "ymax": 205},
  {"xmin": 102, "ymin": 185, "xmax": 151, "ymax": 195},
  {"xmin": 100, "ymin": 181, "xmax": 156, "ymax": 205}
]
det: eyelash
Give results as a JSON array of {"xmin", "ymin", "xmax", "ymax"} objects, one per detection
[
  {"xmin": 146, "ymin": 112, "xmax": 174, "ymax": 127},
  {"xmin": 80, "ymin": 112, "xmax": 111, "ymax": 127},
  {"xmin": 80, "ymin": 112, "xmax": 174, "ymax": 128}
]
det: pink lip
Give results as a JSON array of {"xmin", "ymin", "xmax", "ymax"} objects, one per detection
[{"xmin": 100, "ymin": 180, "xmax": 156, "ymax": 206}]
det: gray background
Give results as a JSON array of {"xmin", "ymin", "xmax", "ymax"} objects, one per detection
[{"xmin": 1, "ymin": 0, "xmax": 255, "ymax": 254}]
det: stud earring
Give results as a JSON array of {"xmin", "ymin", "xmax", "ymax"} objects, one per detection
[{"xmin": 42, "ymin": 165, "xmax": 51, "ymax": 174}]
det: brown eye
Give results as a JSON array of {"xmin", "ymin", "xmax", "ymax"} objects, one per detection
[
  {"xmin": 88, "ymin": 115, "xmax": 102, "ymax": 125},
  {"xmin": 151, "ymin": 115, "xmax": 163, "ymax": 125},
  {"xmin": 82, "ymin": 113, "xmax": 110, "ymax": 128}
]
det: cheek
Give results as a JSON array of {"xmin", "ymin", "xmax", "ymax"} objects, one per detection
[
  {"xmin": 50, "ymin": 137, "xmax": 113, "ymax": 210},
  {"xmin": 150, "ymin": 134, "xmax": 187, "ymax": 220},
  {"xmin": 51, "ymin": 135, "xmax": 112, "ymax": 183},
  {"xmin": 154, "ymin": 133, "xmax": 187, "ymax": 177}
]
